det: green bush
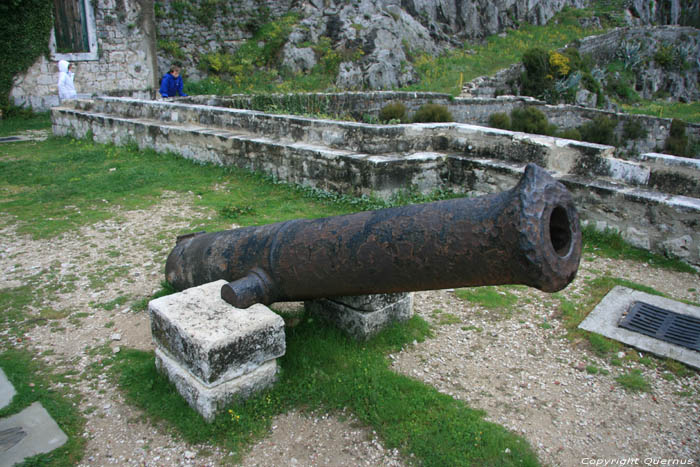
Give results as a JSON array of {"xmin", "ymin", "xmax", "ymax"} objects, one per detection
[
  {"xmin": 665, "ymin": 118, "xmax": 688, "ymax": 156},
  {"xmin": 379, "ymin": 102, "xmax": 408, "ymax": 123},
  {"xmin": 412, "ymin": 103, "xmax": 454, "ymax": 123},
  {"xmin": 488, "ymin": 112, "xmax": 511, "ymax": 130},
  {"xmin": 520, "ymin": 47, "xmax": 551, "ymax": 98},
  {"xmin": 0, "ymin": 0, "xmax": 53, "ymax": 109},
  {"xmin": 579, "ymin": 116, "xmax": 617, "ymax": 145},
  {"xmin": 622, "ymin": 119, "xmax": 648, "ymax": 141},
  {"xmin": 510, "ymin": 106, "xmax": 554, "ymax": 135},
  {"xmin": 606, "ymin": 76, "xmax": 639, "ymax": 104},
  {"xmin": 556, "ymin": 127, "xmax": 582, "ymax": 141},
  {"xmin": 581, "ymin": 72, "xmax": 601, "ymax": 94}
]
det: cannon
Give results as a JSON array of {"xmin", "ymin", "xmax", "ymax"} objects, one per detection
[{"xmin": 165, "ymin": 163, "xmax": 582, "ymax": 308}]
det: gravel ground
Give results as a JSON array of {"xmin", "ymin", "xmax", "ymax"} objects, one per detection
[{"xmin": 1, "ymin": 186, "xmax": 699, "ymax": 466}]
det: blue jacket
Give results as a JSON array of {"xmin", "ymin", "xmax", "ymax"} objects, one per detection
[{"xmin": 159, "ymin": 72, "xmax": 187, "ymax": 97}]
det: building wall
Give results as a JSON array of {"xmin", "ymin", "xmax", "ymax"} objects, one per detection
[{"xmin": 10, "ymin": 0, "xmax": 157, "ymax": 110}]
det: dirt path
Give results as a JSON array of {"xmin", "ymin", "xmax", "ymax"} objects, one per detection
[{"xmin": 1, "ymin": 192, "xmax": 698, "ymax": 466}]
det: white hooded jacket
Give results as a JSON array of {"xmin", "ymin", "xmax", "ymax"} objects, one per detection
[{"xmin": 58, "ymin": 60, "xmax": 77, "ymax": 100}]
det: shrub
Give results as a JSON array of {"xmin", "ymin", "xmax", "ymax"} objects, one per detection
[
  {"xmin": 412, "ymin": 104, "xmax": 453, "ymax": 123},
  {"xmin": 556, "ymin": 127, "xmax": 582, "ymax": 141},
  {"xmin": 665, "ymin": 118, "xmax": 688, "ymax": 156},
  {"xmin": 581, "ymin": 72, "xmax": 601, "ymax": 94},
  {"xmin": 379, "ymin": 102, "xmax": 408, "ymax": 123},
  {"xmin": 520, "ymin": 47, "xmax": 551, "ymax": 98},
  {"xmin": 622, "ymin": 119, "xmax": 648, "ymax": 141},
  {"xmin": 488, "ymin": 112, "xmax": 511, "ymax": 130},
  {"xmin": 510, "ymin": 106, "xmax": 553, "ymax": 135},
  {"xmin": 579, "ymin": 116, "xmax": 617, "ymax": 145},
  {"xmin": 653, "ymin": 43, "xmax": 683, "ymax": 71},
  {"xmin": 606, "ymin": 76, "xmax": 639, "ymax": 104}
]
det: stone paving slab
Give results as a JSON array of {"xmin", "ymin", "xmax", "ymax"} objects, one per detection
[
  {"xmin": 0, "ymin": 402, "xmax": 68, "ymax": 466},
  {"xmin": 579, "ymin": 286, "xmax": 700, "ymax": 369},
  {"xmin": 0, "ymin": 368, "xmax": 16, "ymax": 410}
]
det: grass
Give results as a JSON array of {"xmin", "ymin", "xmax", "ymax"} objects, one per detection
[
  {"xmin": 582, "ymin": 225, "xmax": 697, "ymax": 275},
  {"xmin": 622, "ymin": 101, "xmax": 700, "ymax": 124},
  {"xmin": 615, "ymin": 369, "xmax": 651, "ymax": 393},
  {"xmin": 0, "ymin": 110, "xmax": 51, "ymax": 137},
  {"xmin": 404, "ymin": 6, "xmax": 616, "ymax": 96},
  {"xmin": 454, "ymin": 286, "xmax": 520, "ymax": 318},
  {"xmin": 0, "ymin": 136, "xmax": 365, "ymax": 240},
  {"xmin": 0, "ymin": 349, "xmax": 86, "ymax": 466},
  {"xmin": 111, "ymin": 313, "xmax": 539, "ymax": 466}
]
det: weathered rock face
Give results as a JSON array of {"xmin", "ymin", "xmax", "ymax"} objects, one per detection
[
  {"xmin": 575, "ymin": 26, "xmax": 700, "ymax": 103},
  {"xmin": 400, "ymin": 0, "xmax": 588, "ymax": 41},
  {"xmin": 626, "ymin": 0, "xmax": 700, "ymax": 27},
  {"xmin": 462, "ymin": 26, "xmax": 700, "ymax": 105},
  {"xmin": 155, "ymin": 0, "xmax": 591, "ymax": 91}
]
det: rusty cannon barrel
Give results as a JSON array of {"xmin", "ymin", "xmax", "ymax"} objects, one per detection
[{"xmin": 166, "ymin": 163, "xmax": 582, "ymax": 308}]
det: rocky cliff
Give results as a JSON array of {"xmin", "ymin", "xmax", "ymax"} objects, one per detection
[{"xmin": 155, "ymin": 0, "xmax": 699, "ymax": 90}]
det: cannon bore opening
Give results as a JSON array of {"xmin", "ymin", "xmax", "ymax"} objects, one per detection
[{"xmin": 549, "ymin": 205, "xmax": 573, "ymax": 257}]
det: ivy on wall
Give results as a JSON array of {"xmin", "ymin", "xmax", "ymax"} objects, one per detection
[{"xmin": 0, "ymin": 0, "xmax": 54, "ymax": 110}]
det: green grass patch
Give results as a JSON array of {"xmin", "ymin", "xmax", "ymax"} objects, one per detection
[
  {"xmin": 405, "ymin": 7, "xmax": 609, "ymax": 96},
  {"xmin": 431, "ymin": 309, "xmax": 462, "ymax": 325},
  {"xmin": 112, "ymin": 314, "xmax": 539, "ymax": 466},
  {"xmin": 582, "ymin": 225, "xmax": 697, "ymax": 274},
  {"xmin": 0, "ymin": 110, "xmax": 51, "ymax": 137},
  {"xmin": 615, "ymin": 369, "xmax": 651, "ymax": 393},
  {"xmin": 0, "ymin": 135, "xmax": 366, "ymax": 239},
  {"xmin": 622, "ymin": 100, "xmax": 700, "ymax": 124},
  {"xmin": 454, "ymin": 286, "xmax": 520, "ymax": 318},
  {"xmin": 0, "ymin": 349, "xmax": 86, "ymax": 466}
]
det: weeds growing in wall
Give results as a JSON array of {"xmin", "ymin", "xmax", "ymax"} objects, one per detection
[{"xmin": 0, "ymin": 0, "xmax": 54, "ymax": 110}]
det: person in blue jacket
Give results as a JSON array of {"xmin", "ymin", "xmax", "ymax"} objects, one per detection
[{"xmin": 159, "ymin": 64, "xmax": 188, "ymax": 98}]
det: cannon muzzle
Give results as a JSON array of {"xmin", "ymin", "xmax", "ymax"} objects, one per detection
[{"xmin": 166, "ymin": 163, "xmax": 582, "ymax": 308}]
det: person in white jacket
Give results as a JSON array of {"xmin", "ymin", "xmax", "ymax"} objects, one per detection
[{"xmin": 57, "ymin": 60, "xmax": 77, "ymax": 101}]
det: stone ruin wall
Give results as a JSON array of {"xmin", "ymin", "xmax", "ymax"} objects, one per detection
[
  {"xmin": 10, "ymin": 0, "xmax": 158, "ymax": 110},
  {"xmin": 185, "ymin": 92, "xmax": 700, "ymax": 157},
  {"xmin": 51, "ymin": 97, "xmax": 700, "ymax": 266},
  {"xmin": 154, "ymin": 0, "xmax": 295, "ymax": 82}
]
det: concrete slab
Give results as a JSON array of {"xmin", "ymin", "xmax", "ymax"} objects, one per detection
[
  {"xmin": 0, "ymin": 402, "xmax": 68, "ymax": 466},
  {"xmin": 0, "ymin": 368, "xmax": 16, "ymax": 409},
  {"xmin": 149, "ymin": 280, "xmax": 285, "ymax": 386},
  {"xmin": 306, "ymin": 293, "xmax": 414, "ymax": 341},
  {"xmin": 579, "ymin": 286, "xmax": 700, "ymax": 369}
]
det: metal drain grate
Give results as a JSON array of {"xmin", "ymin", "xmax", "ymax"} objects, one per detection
[{"xmin": 619, "ymin": 301, "xmax": 700, "ymax": 351}]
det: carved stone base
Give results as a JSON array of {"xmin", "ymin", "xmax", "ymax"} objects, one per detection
[
  {"xmin": 148, "ymin": 280, "xmax": 285, "ymax": 421},
  {"xmin": 305, "ymin": 293, "xmax": 414, "ymax": 341}
]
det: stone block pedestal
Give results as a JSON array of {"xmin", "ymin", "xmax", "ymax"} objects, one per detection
[
  {"xmin": 148, "ymin": 280, "xmax": 285, "ymax": 421},
  {"xmin": 305, "ymin": 293, "xmax": 414, "ymax": 341}
]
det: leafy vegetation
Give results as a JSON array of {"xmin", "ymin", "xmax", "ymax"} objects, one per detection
[
  {"xmin": 665, "ymin": 118, "xmax": 689, "ymax": 157},
  {"xmin": 378, "ymin": 102, "xmax": 408, "ymax": 123},
  {"xmin": 616, "ymin": 369, "xmax": 651, "ymax": 392},
  {"xmin": 411, "ymin": 103, "xmax": 454, "ymax": 123},
  {"xmin": 112, "ymin": 313, "xmax": 539, "ymax": 466},
  {"xmin": 0, "ymin": 0, "xmax": 53, "ymax": 110}
]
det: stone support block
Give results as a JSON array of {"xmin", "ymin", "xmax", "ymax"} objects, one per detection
[
  {"xmin": 148, "ymin": 280, "xmax": 285, "ymax": 421},
  {"xmin": 305, "ymin": 293, "xmax": 414, "ymax": 341}
]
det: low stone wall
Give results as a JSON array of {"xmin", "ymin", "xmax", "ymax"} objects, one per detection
[
  {"xmin": 51, "ymin": 97, "xmax": 700, "ymax": 267},
  {"xmin": 184, "ymin": 92, "xmax": 699, "ymax": 157}
]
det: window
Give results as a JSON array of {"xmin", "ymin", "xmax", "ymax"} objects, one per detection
[{"xmin": 50, "ymin": 0, "xmax": 98, "ymax": 61}]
